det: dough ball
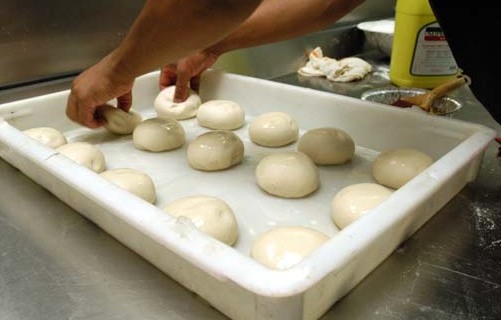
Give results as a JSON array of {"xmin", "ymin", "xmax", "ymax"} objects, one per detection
[
  {"xmin": 196, "ymin": 99, "xmax": 245, "ymax": 130},
  {"xmin": 251, "ymin": 226, "xmax": 329, "ymax": 270},
  {"xmin": 98, "ymin": 104, "xmax": 142, "ymax": 135},
  {"xmin": 23, "ymin": 126, "xmax": 67, "ymax": 148},
  {"xmin": 100, "ymin": 168, "xmax": 156, "ymax": 204},
  {"xmin": 372, "ymin": 148, "xmax": 433, "ymax": 189},
  {"xmin": 297, "ymin": 127, "xmax": 355, "ymax": 165},
  {"xmin": 256, "ymin": 151, "xmax": 319, "ymax": 198},
  {"xmin": 154, "ymin": 85, "xmax": 202, "ymax": 120},
  {"xmin": 331, "ymin": 182, "xmax": 393, "ymax": 229},
  {"xmin": 187, "ymin": 130, "xmax": 244, "ymax": 171},
  {"xmin": 164, "ymin": 195, "xmax": 238, "ymax": 246},
  {"xmin": 133, "ymin": 117, "xmax": 185, "ymax": 152},
  {"xmin": 248, "ymin": 111, "xmax": 299, "ymax": 147},
  {"xmin": 56, "ymin": 142, "xmax": 106, "ymax": 173}
]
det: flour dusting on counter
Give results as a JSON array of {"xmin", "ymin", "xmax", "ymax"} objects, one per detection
[
  {"xmin": 471, "ymin": 200, "xmax": 500, "ymax": 250},
  {"xmin": 298, "ymin": 47, "xmax": 372, "ymax": 82}
]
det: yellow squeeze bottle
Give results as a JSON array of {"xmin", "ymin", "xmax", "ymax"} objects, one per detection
[{"xmin": 389, "ymin": 0, "xmax": 459, "ymax": 88}]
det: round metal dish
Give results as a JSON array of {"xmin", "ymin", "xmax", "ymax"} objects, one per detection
[
  {"xmin": 357, "ymin": 19, "xmax": 394, "ymax": 57},
  {"xmin": 361, "ymin": 87, "xmax": 463, "ymax": 115}
]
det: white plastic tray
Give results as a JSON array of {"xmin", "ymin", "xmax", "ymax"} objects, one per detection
[{"xmin": 0, "ymin": 70, "xmax": 495, "ymax": 320}]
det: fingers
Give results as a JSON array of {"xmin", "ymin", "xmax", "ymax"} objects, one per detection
[
  {"xmin": 160, "ymin": 61, "xmax": 199, "ymax": 103},
  {"xmin": 174, "ymin": 72, "xmax": 191, "ymax": 103},
  {"xmin": 117, "ymin": 90, "xmax": 133, "ymax": 112},
  {"xmin": 66, "ymin": 91, "xmax": 102, "ymax": 129},
  {"xmin": 93, "ymin": 105, "xmax": 108, "ymax": 124},
  {"xmin": 190, "ymin": 75, "xmax": 201, "ymax": 92},
  {"xmin": 159, "ymin": 65, "xmax": 177, "ymax": 90},
  {"xmin": 161, "ymin": 50, "xmax": 218, "ymax": 103},
  {"xmin": 159, "ymin": 64, "xmax": 190, "ymax": 102},
  {"xmin": 67, "ymin": 90, "xmax": 134, "ymax": 129},
  {"xmin": 81, "ymin": 103, "xmax": 104, "ymax": 129},
  {"xmin": 65, "ymin": 92, "xmax": 79, "ymax": 124},
  {"xmin": 65, "ymin": 51, "xmax": 136, "ymax": 129}
]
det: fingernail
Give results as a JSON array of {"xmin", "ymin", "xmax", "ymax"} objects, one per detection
[{"xmin": 174, "ymin": 93, "xmax": 186, "ymax": 103}]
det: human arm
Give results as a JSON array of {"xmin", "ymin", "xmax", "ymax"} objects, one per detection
[
  {"xmin": 208, "ymin": 0, "xmax": 365, "ymax": 55},
  {"xmin": 161, "ymin": 0, "xmax": 366, "ymax": 100},
  {"xmin": 66, "ymin": 0, "xmax": 263, "ymax": 128}
]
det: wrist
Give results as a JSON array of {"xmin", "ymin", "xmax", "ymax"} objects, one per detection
[
  {"xmin": 104, "ymin": 49, "xmax": 138, "ymax": 86},
  {"xmin": 205, "ymin": 41, "xmax": 230, "ymax": 59}
]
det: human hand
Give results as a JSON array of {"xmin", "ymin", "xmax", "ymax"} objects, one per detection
[
  {"xmin": 66, "ymin": 53, "xmax": 135, "ymax": 128},
  {"xmin": 159, "ymin": 50, "xmax": 219, "ymax": 102}
]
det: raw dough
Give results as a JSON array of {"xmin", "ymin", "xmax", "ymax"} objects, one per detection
[
  {"xmin": 248, "ymin": 112, "xmax": 299, "ymax": 147},
  {"xmin": 23, "ymin": 126, "xmax": 67, "ymax": 148},
  {"xmin": 331, "ymin": 182, "xmax": 393, "ymax": 229},
  {"xmin": 196, "ymin": 99, "xmax": 245, "ymax": 130},
  {"xmin": 132, "ymin": 117, "xmax": 185, "ymax": 152},
  {"xmin": 255, "ymin": 151, "xmax": 319, "ymax": 198},
  {"xmin": 372, "ymin": 148, "xmax": 433, "ymax": 189},
  {"xmin": 100, "ymin": 168, "xmax": 156, "ymax": 204},
  {"xmin": 164, "ymin": 195, "xmax": 238, "ymax": 246},
  {"xmin": 98, "ymin": 104, "xmax": 142, "ymax": 135},
  {"xmin": 297, "ymin": 127, "xmax": 355, "ymax": 165},
  {"xmin": 56, "ymin": 141, "xmax": 106, "ymax": 173},
  {"xmin": 187, "ymin": 130, "xmax": 244, "ymax": 171},
  {"xmin": 154, "ymin": 85, "xmax": 202, "ymax": 120},
  {"xmin": 250, "ymin": 226, "xmax": 330, "ymax": 270}
]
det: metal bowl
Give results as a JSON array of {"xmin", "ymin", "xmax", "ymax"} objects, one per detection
[
  {"xmin": 357, "ymin": 19, "xmax": 394, "ymax": 57},
  {"xmin": 361, "ymin": 87, "xmax": 463, "ymax": 115}
]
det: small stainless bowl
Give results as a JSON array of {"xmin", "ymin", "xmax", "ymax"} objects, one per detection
[
  {"xmin": 357, "ymin": 19, "xmax": 394, "ymax": 57},
  {"xmin": 361, "ymin": 87, "xmax": 463, "ymax": 115}
]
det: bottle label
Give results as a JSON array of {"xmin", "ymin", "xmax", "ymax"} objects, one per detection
[{"xmin": 411, "ymin": 22, "xmax": 458, "ymax": 76}]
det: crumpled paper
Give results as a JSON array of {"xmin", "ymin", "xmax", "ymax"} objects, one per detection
[{"xmin": 298, "ymin": 47, "xmax": 372, "ymax": 82}]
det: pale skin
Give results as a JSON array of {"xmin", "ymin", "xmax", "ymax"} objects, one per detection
[{"xmin": 66, "ymin": 0, "xmax": 365, "ymax": 128}]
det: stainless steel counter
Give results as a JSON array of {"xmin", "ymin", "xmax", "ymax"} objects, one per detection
[{"xmin": 1, "ymin": 55, "xmax": 500, "ymax": 320}]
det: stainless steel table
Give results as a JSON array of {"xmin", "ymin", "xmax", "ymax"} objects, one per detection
[{"xmin": 1, "ymin": 59, "xmax": 500, "ymax": 319}]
